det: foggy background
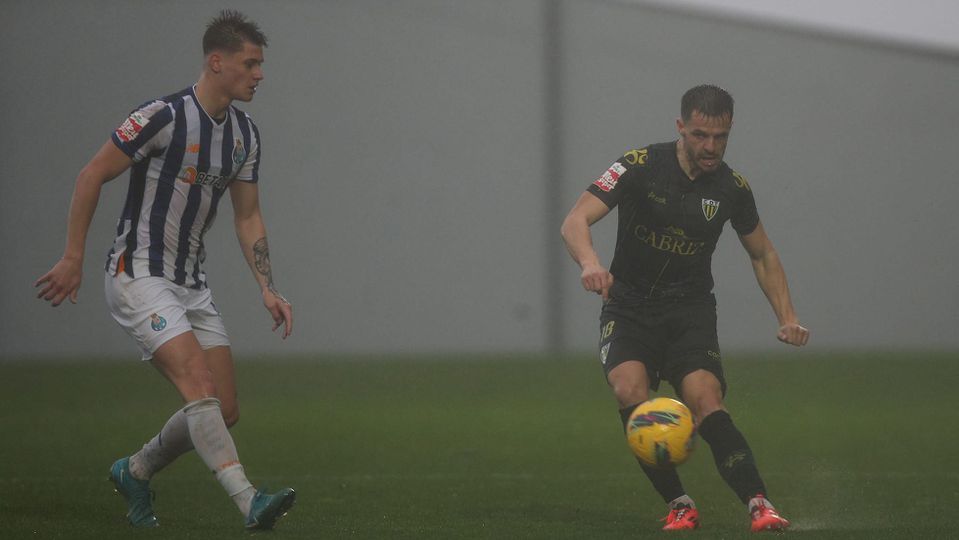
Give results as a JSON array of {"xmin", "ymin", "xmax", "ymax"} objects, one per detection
[{"xmin": 2, "ymin": 0, "xmax": 957, "ymax": 360}]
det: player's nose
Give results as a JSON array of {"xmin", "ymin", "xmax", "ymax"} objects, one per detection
[{"xmin": 703, "ymin": 137, "xmax": 716, "ymax": 152}]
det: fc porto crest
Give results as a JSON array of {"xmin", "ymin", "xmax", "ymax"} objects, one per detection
[
  {"xmin": 232, "ymin": 138, "xmax": 246, "ymax": 165},
  {"xmin": 701, "ymin": 198, "xmax": 720, "ymax": 221},
  {"xmin": 150, "ymin": 313, "xmax": 167, "ymax": 332}
]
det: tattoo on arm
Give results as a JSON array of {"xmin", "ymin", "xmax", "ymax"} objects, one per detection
[
  {"xmin": 253, "ymin": 237, "xmax": 274, "ymax": 287},
  {"xmin": 253, "ymin": 237, "xmax": 290, "ymax": 304}
]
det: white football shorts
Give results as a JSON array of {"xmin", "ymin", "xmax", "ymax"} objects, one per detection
[{"xmin": 104, "ymin": 272, "xmax": 230, "ymax": 360}]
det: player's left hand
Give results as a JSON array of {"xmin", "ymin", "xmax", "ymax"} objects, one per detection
[
  {"xmin": 777, "ymin": 322, "xmax": 809, "ymax": 347},
  {"xmin": 263, "ymin": 287, "xmax": 293, "ymax": 339},
  {"xmin": 35, "ymin": 257, "xmax": 83, "ymax": 307}
]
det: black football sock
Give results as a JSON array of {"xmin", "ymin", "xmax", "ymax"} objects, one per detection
[
  {"xmin": 620, "ymin": 405, "xmax": 687, "ymax": 503},
  {"xmin": 697, "ymin": 410, "xmax": 767, "ymax": 504}
]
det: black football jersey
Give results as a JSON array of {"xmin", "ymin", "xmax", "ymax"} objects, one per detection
[{"xmin": 586, "ymin": 141, "xmax": 759, "ymax": 300}]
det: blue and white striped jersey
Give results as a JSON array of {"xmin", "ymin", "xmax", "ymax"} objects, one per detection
[{"xmin": 105, "ymin": 86, "xmax": 261, "ymax": 289}]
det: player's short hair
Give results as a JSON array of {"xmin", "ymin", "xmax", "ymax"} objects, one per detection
[
  {"xmin": 681, "ymin": 84, "xmax": 734, "ymax": 121},
  {"xmin": 202, "ymin": 10, "xmax": 268, "ymax": 55}
]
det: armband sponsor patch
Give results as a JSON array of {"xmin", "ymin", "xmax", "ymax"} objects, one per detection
[
  {"xmin": 593, "ymin": 162, "xmax": 627, "ymax": 192},
  {"xmin": 115, "ymin": 111, "xmax": 148, "ymax": 143}
]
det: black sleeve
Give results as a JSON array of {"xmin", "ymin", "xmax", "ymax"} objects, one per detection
[{"xmin": 729, "ymin": 171, "xmax": 760, "ymax": 235}]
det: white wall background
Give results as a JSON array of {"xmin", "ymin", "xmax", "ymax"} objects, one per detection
[
  {"xmin": 634, "ymin": 0, "xmax": 959, "ymax": 54},
  {"xmin": 2, "ymin": 0, "xmax": 957, "ymax": 359}
]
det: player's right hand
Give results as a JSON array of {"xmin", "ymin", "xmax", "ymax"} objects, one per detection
[
  {"xmin": 34, "ymin": 257, "xmax": 82, "ymax": 307},
  {"xmin": 580, "ymin": 262, "xmax": 614, "ymax": 301},
  {"xmin": 262, "ymin": 286, "xmax": 293, "ymax": 339},
  {"xmin": 777, "ymin": 322, "xmax": 809, "ymax": 347}
]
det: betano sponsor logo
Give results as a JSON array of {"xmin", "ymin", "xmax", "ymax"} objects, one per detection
[{"xmin": 179, "ymin": 166, "xmax": 229, "ymax": 189}]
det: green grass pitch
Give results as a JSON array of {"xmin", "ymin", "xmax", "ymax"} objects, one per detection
[{"xmin": 1, "ymin": 352, "xmax": 957, "ymax": 539}]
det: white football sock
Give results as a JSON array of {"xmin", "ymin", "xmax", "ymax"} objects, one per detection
[
  {"xmin": 184, "ymin": 397, "xmax": 254, "ymax": 515},
  {"xmin": 669, "ymin": 494, "xmax": 696, "ymax": 509},
  {"xmin": 223, "ymin": 472, "xmax": 256, "ymax": 515},
  {"xmin": 129, "ymin": 406, "xmax": 194, "ymax": 481},
  {"xmin": 748, "ymin": 495, "xmax": 774, "ymax": 512}
]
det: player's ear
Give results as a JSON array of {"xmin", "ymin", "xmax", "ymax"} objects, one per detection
[
  {"xmin": 675, "ymin": 117, "xmax": 685, "ymax": 135},
  {"xmin": 207, "ymin": 52, "xmax": 223, "ymax": 74}
]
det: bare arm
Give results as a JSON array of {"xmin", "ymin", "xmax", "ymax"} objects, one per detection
[
  {"xmin": 560, "ymin": 192, "xmax": 614, "ymax": 300},
  {"xmin": 34, "ymin": 141, "xmax": 133, "ymax": 306},
  {"xmin": 738, "ymin": 221, "xmax": 809, "ymax": 346},
  {"xmin": 229, "ymin": 180, "xmax": 293, "ymax": 339}
]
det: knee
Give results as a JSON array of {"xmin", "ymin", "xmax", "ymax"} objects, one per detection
[
  {"xmin": 607, "ymin": 361, "xmax": 651, "ymax": 408},
  {"xmin": 221, "ymin": 404, "xmax": 240, "ymax": 428},
  {"xmin": 186, "ymin": 370, "xmax": 217, "ymax": 397},
  {"xmin": 170, "ymin": 356, "xmax": 217, "ymax": 398},
  {"xmin": 682, "ymin": 383, "xmax": 724, "ymax": 422},
  {"xmin": 686, "ymin": 395, "xmax": 724, "ymax": 424},
  {"xmin": 679, "ymin": 370, "xmax": 725, "ymax": 422},
  {"xmin": 611, "ymin": 380, "xmax": 648, "ymax": 408}
]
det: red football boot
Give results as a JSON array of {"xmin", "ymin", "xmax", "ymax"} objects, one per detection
[
  {"xmin": 749, "ymin": 495, "xmax": 790, "ymax": 532},
  {"xmin": 662, "ymin": 505, "xmax": 700, "ymax": 531}
]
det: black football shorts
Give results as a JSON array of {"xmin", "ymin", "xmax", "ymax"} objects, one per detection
[{"xmin": 598, "ymin": 295, "xmax": 727, "ymax": 396}]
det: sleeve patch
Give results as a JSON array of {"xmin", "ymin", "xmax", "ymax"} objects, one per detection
[
  {"xmin": 592, "ymin": 162, "xmax": 627, "ymax": 192},
  {"xmin": 115, "ymin": 112, "xmax": 147, "ymax": 142},
  {"xmin": 114, "ymin": 100, "xmax": 167, "ymax": 143}
]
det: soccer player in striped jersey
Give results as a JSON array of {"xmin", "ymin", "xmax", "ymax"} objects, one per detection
[{"xmin": 35, "ymin": 11, "xmax": 295, "ymax": 530}]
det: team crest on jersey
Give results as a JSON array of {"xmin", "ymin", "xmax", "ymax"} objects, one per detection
[
  {"xmin": 593, "ymin": 162, "xmax": 627, "ymax": 192},
  {"xmin": 149, "ymin": 313, "xmax": 167, "ymax": 332},
  {"xmin": 701, "ymin": 199, "xmax": 720, "ymax": 221},
  {"xmin": 232, "ymin": 138, "xmax": 246, "ymax": 165}
]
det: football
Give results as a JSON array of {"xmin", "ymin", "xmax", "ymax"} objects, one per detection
[{"xmin": 626, "ymin": 397, "xmax": 696, "ymax": 468}]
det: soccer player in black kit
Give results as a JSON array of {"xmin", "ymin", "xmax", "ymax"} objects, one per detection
[{"xmin": 561, "ymin": 85, "xmax": 809, "ymax": 532}]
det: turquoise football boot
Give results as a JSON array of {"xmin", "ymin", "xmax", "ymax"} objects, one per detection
[
  {"xmin": 245, "ymin": 487, "xmax": 296, "ymax": 530},
  {"xmin": 109, "ymin": 457, "xmax": 159, "ymax": 528}
]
